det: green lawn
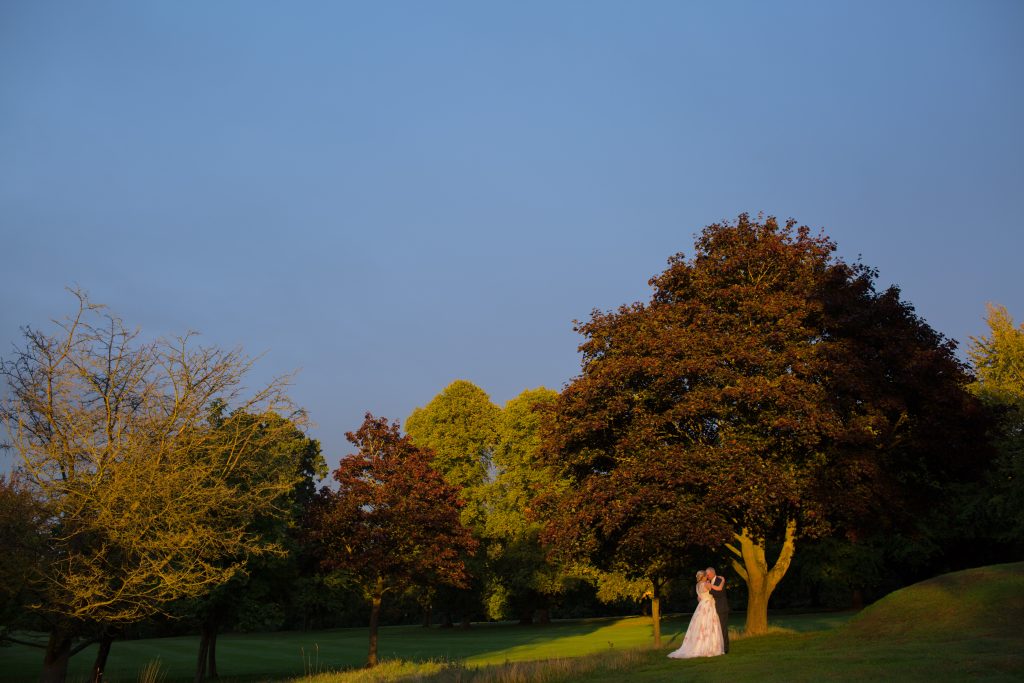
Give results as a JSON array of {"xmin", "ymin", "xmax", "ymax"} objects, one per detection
[
  {"xmin": 0, "ymin": 611, "xmax": 848, "ymax": 682},
  {"xmin": 3, "ymin": 562, "xmax": 1021, "ymax": 683}
]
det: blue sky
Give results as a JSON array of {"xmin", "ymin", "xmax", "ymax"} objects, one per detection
[{"xmin": 2, "ymin": 1, "xmax": 1021, "ymax": 469}]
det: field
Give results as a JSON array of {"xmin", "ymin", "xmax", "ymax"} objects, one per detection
[{"xmin": 2, "ymin": 562, "xmax": 1021, "ymax": 683}]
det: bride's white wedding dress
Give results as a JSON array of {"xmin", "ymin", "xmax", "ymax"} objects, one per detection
[{"xmin": 667, "ymin": 581, "xmax": 724, "ymax": 659}]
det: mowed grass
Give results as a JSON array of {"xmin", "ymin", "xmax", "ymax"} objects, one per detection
[
  {"xmin": 2, "ymin": 562, "xmax": 1020, "ymax": 682},
  {"xmin": 0, "ymin": 611, "xmax": 846, "ymax": 682},
  {"xmin": 568, "ymin": 561, "xmax": 1024, "ymax": 683}
]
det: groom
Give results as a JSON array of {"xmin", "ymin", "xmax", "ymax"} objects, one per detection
[{"xmin": 706, "ymin": 567, "xmax": 729, "ymax": 653}]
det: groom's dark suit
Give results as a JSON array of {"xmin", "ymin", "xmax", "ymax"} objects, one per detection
[{"xmin": 710, "ymin": 576, "xmax": 730, "ymax": 653}]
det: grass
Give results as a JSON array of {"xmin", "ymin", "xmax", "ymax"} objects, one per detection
[
  {"xmin": 2, "ymin": 562, "xmax": 1020, "ymax": 682},
  {"xmin": 0, "ymin": 612, "xmax": 846, "ymax": 682}
]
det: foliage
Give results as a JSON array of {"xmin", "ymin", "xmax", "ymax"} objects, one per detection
[
  {"xmin": 405, "ymin": 380, "xmax": 501, "ymax": 626},
  {"xmin": 309, "ymin": 414, "xmax": 477, "ymax": 665},
  {"xmin": 966, "ymin": 303, "xmax": 1024, "ymax": 547},
  {"xmin": 188, "ymin": 413, "xmax": 325, "ymax": 681},
  {"xmin": 481, "ymin": 388, "xmax": 574, "ymax": 622},
  {"xmin": 0, "ymin": 290, "xmax": 303, "ymax": 681},
  {"xmin": 540, "ymin": 214, "xmax": 988, "ymax": 636},
  {"xmin": 0, "ymin": 474, "xmax": 47, "ymax": 635},
  {"xmin": 405, "ymin": 380, "xmax": 501, "ymax": 497}
]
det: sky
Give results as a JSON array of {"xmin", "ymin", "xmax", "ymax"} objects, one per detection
[{"xmin": 2, "ymin": 1, "xmax": 1022, "ymax": 471}]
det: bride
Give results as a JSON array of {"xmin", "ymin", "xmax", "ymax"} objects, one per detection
[{"xmin": 667, "ymin": 570, "xmax": 725, "ymax": 659}]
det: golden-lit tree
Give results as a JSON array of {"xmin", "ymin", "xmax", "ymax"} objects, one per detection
[{"xmin": 0, "ymin": 290, "xmax": 303, "ymax": 683}]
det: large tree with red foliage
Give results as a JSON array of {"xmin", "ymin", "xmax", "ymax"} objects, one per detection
[
  {"xmin": 309, "ymin": 414, "xmax": 477, "ymax": 666},
  {"xmin": 541, "ymin": 214, "xmax": 986, "ymax": 636}
]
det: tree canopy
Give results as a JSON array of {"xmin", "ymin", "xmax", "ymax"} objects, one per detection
[
  {"xmin": 309, "ymin": 414, "xmax": 477, "ymax": 666},
  {"xmin": 540, "ymin": 214, "xmax": 988, "ymax": 636},
  {"xmin": 0, "ymin": 291, "xmax": 305, "ymax": 683}
]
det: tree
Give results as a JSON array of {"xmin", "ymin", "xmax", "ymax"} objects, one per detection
[
  {"xmin": 541, "ymin": 214, "xmax": 986, "ymax": 637},
  {"xmin": 190, "ymin": 411, "xmax": 325, "ymax": 683},
  {"xmin": 0, "ymin": 474, "xmax": 47, "ymax": 638},
  {"xmin": 482, "ymin": 388, "xmax": 573, "ymax": 624},
  {"xmin": 405, "ymin": 380, "xmax": 499, "ymax": 625},
  {"xmin": 309, "ymin": 414, "xmax": 477, "ymax": 667},
  {"xmin": 0, "ymin": 291, "xmax": 303, "ymax": 683},
  {"xmin": 966, "ymin": 304, "xmax": 1024, "ymax": 549},
  {"xmin": 405, "ymin": 380, "xmax": 500, "ymax": 509}
]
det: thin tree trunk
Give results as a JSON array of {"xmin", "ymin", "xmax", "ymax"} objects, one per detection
[
  {"xmin": 725, "ymin": 519, "xmax": 798, "ymax": 636},
  {"xmin": 40, "ymin": 628, "xmax": 72, "ymax": 683},
  {"xmin": 460, "ymin": 613, "xmax": 471, "ymax": 629},
  {"xmin": 90, "ymin": 632, "xmax": 114, "ymax": 683},
  {"xmin": 367, "ymin": 575, "xmax": 384, "ymax": 667},
  {"xmin": 650, "ymin": 578, "xmax": 663, "ymax": 648},
  {"xmin": 194, "ymin": 627, "xmax": 210, "ymax": 683},
  {"xmin": 206, "ymin": 626, "xmax": 218, "ymax": 679},
  {"xmin": 421, "ymin": 603, "xmax": 431, "ymax": 628},
  {"xmin": 439, "ymin": 611, "xmax": 453, "ymax": 628},
  {"xmin": 536, "ymin": 607, "xmax": 551, "ymax": 625}
]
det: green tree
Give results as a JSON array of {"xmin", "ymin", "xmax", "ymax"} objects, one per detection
[
  {"xmin": 405, "ymin": 380, "xmax": 499, "ymax": 625},
  {"xmin": 190, "ymin": 411, "xmax": 325, "ymax": 683},
  {"xmin": 0, "ymin": 474, "xmax": 47, "ymax": 639},
  {"xmin": 309, "ymin": 414, "xmax": 477, "ymax": 666},
  {"xmin": 967, "ymin": 304, "xmax": 1024, "ymax": 548},
  {"xmin": 482, "ymin": 388, "xmax": 573, "ymax": 624},
  {"xmin": 0, "ymin": 291, "xmax": 303, "ymax": 683},
  {"xmin": 542, "ymin": 214, "xmax": 985, "ymax": 637},
  {"xmin": 405, "ymin": 380, "xmax": 500, "ymax": 497}
]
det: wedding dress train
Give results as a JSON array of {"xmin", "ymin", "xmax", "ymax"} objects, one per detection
[{"xmin": 667, "ymin": 581, "xmax": 724, "ymax": 659}]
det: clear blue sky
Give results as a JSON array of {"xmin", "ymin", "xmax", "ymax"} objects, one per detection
[{"xmin": 2, "ymin": 1, "xmax": 1021, "ymax": 469}]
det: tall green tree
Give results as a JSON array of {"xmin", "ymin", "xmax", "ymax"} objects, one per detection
[
  {"xmin": 967, "ymin": 304, "xmax": 1024, "ymax": 549},
  {"xmin": 309, "ymin": 414, "xmax": 477, "ymax": 666},
  {"xmin": 541, "ymin": 214, "xmax": 986, "ymax": 637},
  {"xmin": 482, "ymin": 388, "xmax": 573, "ymax": 624},
  {"xmin": 405, "ymin": 380, "xmax": 500, "ymax": 498},
  {"xmin": 0, "ymin": 291, "xmax": 303, "ymax": 683},
  {"xmin": 405, "ymin": 380, "xmax": 499, "ymax": 624}
]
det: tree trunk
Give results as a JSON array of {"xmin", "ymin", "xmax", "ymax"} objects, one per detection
[
  {"xmin": 726, "ymin": 519, "xmax": 798, "ymax": 636},
  {"xmin": 439, "ymin": 611, "xmax": 453, "ymax": 628},
  {"xmin": 518, "ymin": 607, "xmax": 533, "ymax": 625},
  {"xmin": 367, "ymin": 575, "xmax": 384, "ymax": 667},
  {"xmin": 90, "ymin": 632, "xmax": 114, "ymax": 683},
  {"xmin": 536, "ymin": 607, "xmax": 551, "ymax": 625},
  {"xmin": 194, "ymin": 627, "xmax": 210, "ymax": 683},
  {"xmin": 650, "ymin": 578, "xmax": 663, "ymax": 648},
  {"xmin": 421, "ymin": 604, "xmax": 432, "ymax": 628},
  {"xmin": 40, "ymin": 629, "xmax": 72, "ymax": 683},
  {"xmin": 206, "ymin": 627, "xmax": 218, "ymax": 679},
  {"xmin": 460, "ymin": 613, "xmax": 471, "ymax": 629}
]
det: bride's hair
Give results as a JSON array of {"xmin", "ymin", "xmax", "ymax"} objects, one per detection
[{"xmin": 695, "ymin": 570, "xmax": 706, "ymax": 582}]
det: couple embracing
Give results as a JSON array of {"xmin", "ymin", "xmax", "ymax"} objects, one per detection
[{"xmin": 667, "ymin": 567, "xmax": 730, "ymax": 659}]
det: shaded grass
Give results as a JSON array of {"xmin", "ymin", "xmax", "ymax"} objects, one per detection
[
  {"xmin": 0, "ymin": 612, "xmax": 847, "ymax": 682},
  {"xmin": 3, "ymin": 562, "xmax": 1019, "ymax": 682}
]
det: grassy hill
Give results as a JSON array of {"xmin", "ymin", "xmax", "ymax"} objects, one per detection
[{"xmin": 839, "ymin": 561, "xmax": 1024, "ymax": 642}]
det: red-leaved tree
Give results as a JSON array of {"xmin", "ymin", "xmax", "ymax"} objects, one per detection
[
  {"xmin": 541, "ymin": 214, "xmax": 986, "ymax": 637},
  {"xmin": 308, "ymin": 414, "xmax": 477, "ymax": 666}
]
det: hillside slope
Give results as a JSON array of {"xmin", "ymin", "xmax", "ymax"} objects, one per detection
[{"xmin": 836, "ymin": 561, "xmax": 1024, "ymax": 643}]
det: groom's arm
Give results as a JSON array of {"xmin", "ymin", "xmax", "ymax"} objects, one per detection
[{"xmin": 709, "ymin": 576, "xmax": 725, "ymax": 590}]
